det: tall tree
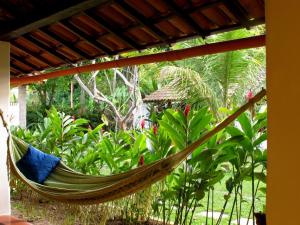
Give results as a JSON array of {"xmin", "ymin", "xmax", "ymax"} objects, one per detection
[{"xmin": 74, "ymin": 65, "xmax": 142, "ymax": 130}]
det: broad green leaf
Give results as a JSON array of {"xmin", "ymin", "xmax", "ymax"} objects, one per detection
[
  {"xmin": 238, "ymin": 113, "xmax": 253, "ymax": 139},
  {"xmin": 253, "ymin": 133, "xmax": 267, "ymax": 147},
  {"xmin": 163, "ymin": 110, "xmax": 186, "ymax": 137},
  {"xmin": 226, "ymin": 126, "xmax": 244, "ymax": 137},
  {"xmin": 159, "ymin": 120, "xmax": 185, "ymax": 149}
]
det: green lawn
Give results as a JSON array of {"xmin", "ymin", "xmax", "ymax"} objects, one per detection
[{"xmin": 152, "ymin": 174, "xmax": 266, "ymax": 225}]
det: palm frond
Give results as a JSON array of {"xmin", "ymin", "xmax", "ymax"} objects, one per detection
[{"xmin": 160, "ymin": 65, "xmax": 219, "ymax": 116}]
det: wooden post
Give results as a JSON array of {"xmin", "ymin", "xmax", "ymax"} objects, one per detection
[{"xmin": 267, "ymin": 1, "xmax": 300, "ymax": 224}]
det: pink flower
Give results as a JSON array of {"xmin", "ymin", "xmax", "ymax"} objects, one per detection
[
  {"xmin": 88, "ymin": 125, "xmax": 92, "ymax": 130},
  {"xmin": 246, "ymin": 90, "xmax": 254, "ymax": 101},
  {"xmin": 184, "ymin": 104, "xmax": 191, "ymax": 117},
  {"xmin": 153, "ymin": 125, "xmax": 158, "ymax": 136},
  {"xmin": 72, "ymin": 115, "xmax": 76, "ymax": 122},
  {"xmin": 138, "ymin": 155, "xmax": 144, "ymax": 166},
  {"xmin": 140, "ymin": 119, "xmax": 145, "ymax": 129}
]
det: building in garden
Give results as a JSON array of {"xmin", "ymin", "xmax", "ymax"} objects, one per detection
[{"xmin": 0, "ymin": 0, "xmax": 297, "ymax": 224}]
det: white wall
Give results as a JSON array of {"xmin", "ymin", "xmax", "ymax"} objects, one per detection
[{"xmin": 0, "ymin": 42, "xmax": 10, "ymax": 215}]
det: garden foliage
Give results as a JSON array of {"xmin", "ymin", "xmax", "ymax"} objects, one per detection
[{"xmin": 13, "ymin": 103, "xmax": 267, "ymax": 225}]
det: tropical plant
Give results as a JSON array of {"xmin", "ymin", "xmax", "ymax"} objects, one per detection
[
  {"xmin": 12, "ymin": 102, "xmax": 267, "ymax": 225},
  {"xmin": 144, "ymin": 28, "xmax": 266, "ymax": 120},
  {"xmin": 215, "ymin": 107, "xmax": 267, "ymax": 225}
]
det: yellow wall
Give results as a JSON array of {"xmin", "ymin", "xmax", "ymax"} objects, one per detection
[
  {"xmin": 0, "ymin": 42, "xmax": 10, "ymax": 215},
  {"xmin": 267, "ymin": 1, "xmax": 300, "ymax": 224}
]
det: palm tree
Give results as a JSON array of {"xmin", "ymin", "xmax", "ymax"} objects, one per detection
[
  {"xmin": 159, "ymin": 65, "xmax": 219, "ymax": 116},
  {"xmin": 155, "ymin": 28, "xmax": 266, "ymax": 118}
]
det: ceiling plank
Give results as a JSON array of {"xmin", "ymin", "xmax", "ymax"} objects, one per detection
[
  {"xmin": 186, "ymin": 0, "xmax": 223, "ymax": 14},
  {"xmin": 11, "ymin": 53, "xmax": 40, "ymax": 70},
  {"xmin": 84, "ymin": 11, "xmax": 140, "ymax": 50},
  {"xmin": 164, "ymin": 0, "xmax": 208, "ymax": 38},
  {"xmin": 11, "ymin": 35, "xmax": 265, "ymax": 86},
  {"xmin": 0, "ymin": 0, "xmax": 110, "ymax": 41},
  {"xmin": 23, "ymin": 34, "xmax": 70, "ymax": 63},
  {"xmin": 114, "ymin": 0, "xmax": 169, "ymax": 44},
  {"xmin": 60, "ymin": 20, "xmax": 113, "ymax": 56},
  {"xmin": 10, "ymin": 62, "xmax": 28, "ymax": 74},
  {"xmin": 222, "ymin": 0, "xmax": 250, "ymax": 29},
  {"xmin": 11, "ymin": 41, "xmax": 55, "ymax": 67},
  {"xmin": 39, "ymin": 27, "xmax": 93, "ymax": 59}
]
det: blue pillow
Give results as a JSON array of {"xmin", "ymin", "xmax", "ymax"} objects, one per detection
[{"xmin": 16, "ymin": 145, "xmax": 61, "ymax": 184}]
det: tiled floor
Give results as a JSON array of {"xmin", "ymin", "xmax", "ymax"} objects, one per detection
[{"xmin": 0, "ymin": 215, "xmax": 32, "ymax": 225}]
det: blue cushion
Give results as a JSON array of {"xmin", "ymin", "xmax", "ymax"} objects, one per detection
[{"xmin": 16, "ymin": 145, "xmax": 61, "ymax": 184}]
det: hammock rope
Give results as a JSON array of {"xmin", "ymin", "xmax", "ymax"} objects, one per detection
[{"xmin": 0, "ymin": 89, "xmax": 266, "ymax": 204}]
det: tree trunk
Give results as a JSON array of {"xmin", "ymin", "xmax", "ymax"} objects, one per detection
[
  {"xmin": 79, "ymin": 88, "xmax": 86, "ymax": 116},
  {"xmin": 70, "ymin": 80, "xmax": 74, "ymax": 109}
]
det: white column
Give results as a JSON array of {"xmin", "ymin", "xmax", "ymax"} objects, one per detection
[
  {"xmin": 0, "ymin": 42, "xmax": 10, "ymax": 215},
  {"xmin": 18, "ymin": 85, "xmax": 27, "ymax": 128}
]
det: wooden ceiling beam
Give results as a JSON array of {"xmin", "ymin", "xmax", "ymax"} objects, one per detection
[
  {"xmin": 164, "ymin": 0, "xmax": 208, "ymax": 38},
  {"xmin": 0, "ymin": 0, "xmax": 110, "ymax": 41},
  {"xmin": 11, "ymin": 53, "xmax": 40, "ymax": 70},
  {"xmin": 60, "ymin": 20, "xmax": 113, "ymax": 56},
  {"xmin": 11, "ymin": 41, "xmax": 55, "ymax": 67},
  {"xmin": 84, "ymin": 11, "xmax": 140, "ymax": 50},
  {"xmin": 23, "ymin": 34, "xmax": 70, "ymax": 63},
  {"xmin": 39, "ymin": 27, "xmax": 93, "ymax": 59},
  {"xmin": 222, "ymin": 0, "xmax": 251, "ymax": 29},
  {"xmin": 10, "ymin": 65, "xmax": 23, "ymax": 75},
  {"xmin": 114, "ymin": 0, "xmax": 169, "ymax": 44},
  {"xmin": 209, "ymin": 18, "xmax": 265, "ymax": 35},
  {"xmin": 11, "ymin": 35, "xmax": 265, "ymax": 86},
  {"xmin": 186, "ymin": 0, "xmax": 223, "ymax": 14},
  {"xmin": 10, "ymin": 62, "xmax": 28, "ymax": 74}
]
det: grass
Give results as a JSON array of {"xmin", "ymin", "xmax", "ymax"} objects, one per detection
[
  {"xmin": 191, "ymin": 177, "xmax": 266, "ymax": 225},
  {"xmin": 151, "ymin": 173, "xmax": 266, "ymax": 225}
]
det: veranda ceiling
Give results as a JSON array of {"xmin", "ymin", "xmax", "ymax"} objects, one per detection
[{"xmin": 0, "ymin": 0, "xmax": 265, "ymax": 78}]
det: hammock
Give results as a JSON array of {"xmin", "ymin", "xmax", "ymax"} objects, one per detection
[{"xmin": 1, "ymin": 89, "xmax": 266, "ymax": 205}]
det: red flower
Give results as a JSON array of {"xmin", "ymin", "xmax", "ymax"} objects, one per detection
[
  {"xmin": 138, "ymin": 155, "xmax": 144, "ymax": 166},
  {"xmin": 153, "ymin": 125, "xmax": 158, "ymax": 136},
  {"xmin": 184, "ymin": 104, "xmax": 191, "ymax": 117},
  {"xmin": 246, "ymin": 90, "xmax": 254, "ymax": 101},
  {"xmin": 140, "ymin": 119, "xmax": 145, "ymax": 129}
]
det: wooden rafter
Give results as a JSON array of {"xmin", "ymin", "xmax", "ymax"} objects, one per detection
[
  {"xmin": 10, "ymin": 62, "xmax": 28, "ymax": 74},
  {"xmin": 11, "ymin": 41, "xmax": 55, "ymax": 67},
  {"xmin": 39, "ymin": 27, "xmax": 92, "ymax": 59},
  {"xmin": 60, "ymin": 20, "xmax": 113, "ymax": 56},
  {"xmin": 84, "ymin": 11, "xmax": 140, "ymax": 50},
  {"xmin": 0, "ymin": 0, "xmax": 110, "ymax": 41},
  {"xmin": 23, "ymin": 34, "xmax": 70, "ymax": 63},
  {"xmin": 222, "ymin": 0, "xmax": 250, "ymax": 29},
  {"xmin": 11, "ymin": 53, "xmax": 39, "ymax": 70},
  {"xmin": 186, "ymin": 0, "xmax": 224, "ymax": 14},
  {"xmin": 209, "ymin": 18, "xmax": 264, "ymax": 35},
  {"xmin": 164, "ymin": 0, "xmax": 208, "ymax": 38},
  {"xmin": 114, "ymin": 0, "xmax": 169, "ymax": 43},
  {"xmin": 11, "ymin": 35, "xmax": 265, "ymax": 86}
]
